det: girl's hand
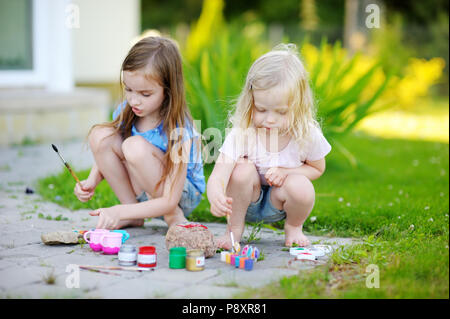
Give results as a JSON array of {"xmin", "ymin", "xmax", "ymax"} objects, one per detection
[
  {"xmin": 89, "ymin": 206, "xmax": 122, "ymax": 230},
  {"xmin": 74, "ymin": 179, "xmax": 97, "ymax": 202},
  {"xmin": 265, "ymin": 167, "xmax": 288, "ymax": 187},
  {"xmin": 209, "ymin": 192, "xmax": 233, "ymax": 218}
]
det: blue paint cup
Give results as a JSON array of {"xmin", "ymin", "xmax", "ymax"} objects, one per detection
[{"xmin": 111, "ymin": 230, "xmax": 130, "ymax": 243}]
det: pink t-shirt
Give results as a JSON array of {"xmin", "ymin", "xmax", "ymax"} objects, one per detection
[{"xmin": 219, "ymin": 126, "xmax": 332, "ymax": 184}]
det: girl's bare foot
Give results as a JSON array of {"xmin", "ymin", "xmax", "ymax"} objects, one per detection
[
  {"xmin": 216, "ymin": 232, "xmax": 233, "ymax": 251},
  {"xmin": 284, "ymin": 223, "xmax": 310, "ymax": 247},
  {"xmin": 216, "ymin": 225, "xmax": 244, "ymax": 251},
  {"xmin": 117, "ymin": 219, "xmax": 145, "ymax": 229}
]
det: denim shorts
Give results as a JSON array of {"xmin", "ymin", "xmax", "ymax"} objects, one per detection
[
  {"xmin": 136, "ymin": 178, "xmax": 203, "ymax": 218},
  {"xmin": 245, "ymin": 185, "xmax": 286, "ymax": 223}
]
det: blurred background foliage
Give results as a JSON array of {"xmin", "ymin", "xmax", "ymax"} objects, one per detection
[{"xmin": 138, "ymin": 0, "xmax": 447, "ymax": 163}]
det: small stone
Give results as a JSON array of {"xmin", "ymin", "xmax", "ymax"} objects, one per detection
[
  {"xmin": 165, "ymin": 222, "xmax": 216, "ymax": 258},
  {"xmin": 41, "ymin": 231, "xmax": 80, "ymax": 245}
]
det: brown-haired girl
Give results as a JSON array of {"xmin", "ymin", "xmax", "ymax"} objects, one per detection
[{"xmin": 74, "ymin": 36, "xmax": 205, "ymax": 230}]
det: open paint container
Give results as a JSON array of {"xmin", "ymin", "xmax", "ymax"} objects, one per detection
[{"xmin": 169, "ymin": 247, "xmax": 187, "ymax": 269}]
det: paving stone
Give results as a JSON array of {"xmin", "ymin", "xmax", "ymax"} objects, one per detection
[
  {"xmin": 168, "ymin": 283, "xmax": 245, "ymax": 299},
  {"xmin": 87, "ymin": 278, "xmax": 184, "ymax": 299},
  {"xmin": 0, "ymin": 266, "xmax": 47, "ymax": 290},
  {"xmin": 0, "ymin": 141, "xmax": 356, "ymax": 298}
]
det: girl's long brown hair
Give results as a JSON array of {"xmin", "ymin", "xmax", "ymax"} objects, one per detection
[{"xmin": 90, "ymin": 36, "xmax": 196, "ymax": 197}]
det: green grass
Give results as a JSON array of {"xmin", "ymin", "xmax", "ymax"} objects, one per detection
[
  {"xmin": 36, "ymin": 132, "xmax": 449, "ymax": 298},
  {"xmin": 237, "ymin": 132, "xmax": 449, "ymax": 299}
]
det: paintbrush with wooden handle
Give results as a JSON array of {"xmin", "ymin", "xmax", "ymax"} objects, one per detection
[
  {"xmin": 79, "ymin": 265, "xmax": 152, "ymax": 272},
  {"xmin": 221, "ymin": 179, "xmax": 240, "ymax": 253},
  {"xmin": 51, "ymin": 144, "xmax": 82, "ymax": 188}
]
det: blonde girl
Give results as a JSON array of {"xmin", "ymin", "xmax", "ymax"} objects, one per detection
[
  {"xmin": 74, "ymin": 36, "xmax": 205, "ymax": 230},
  {"xmin": 207, "ymin": 44, "xmax": 331, "ymax": 248}
]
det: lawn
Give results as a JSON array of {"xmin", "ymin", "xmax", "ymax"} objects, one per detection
[{"xmin": 37, "ymin": 130, "xmax": 449, "ymax": 298}]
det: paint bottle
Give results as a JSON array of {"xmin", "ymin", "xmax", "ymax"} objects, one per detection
[
  {"xmin": 235, "ymin": 256, "xmax": 244, "ymax": 268},
  {"xmin": 230, "ymin": 254, "xmax": 237, "ymax": 266},
  {"xmin": 239, "ymin": 257, "xmax": 248, "ymax": 269},
  {"xmin": 169, "ymin": 247, "xmax": 186, "ymax": 269},
  {"xmin": 244, "ymin": 258, "xmax": 254, "ymax": 271},
  {"xmin": 118, "ymin": 244, "xmax": 137, "ymax": 266},
  {"xmin": 185, "ymin": 249, "xmax": 205, "ymax": 271},
  {"xmin": 137, "ymin": 246, "xmax": 157, "ymax": 268},
  {"xmin": 220, "ymin": 251, "xmax": 228, "ymax": 262},
  {"xmin": 225, "ymin": 253, "xmax": 232, "ymax": 264}
]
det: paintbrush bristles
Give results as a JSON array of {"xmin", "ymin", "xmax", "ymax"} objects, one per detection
[{"xmin": 51, "ymin": 144, "xmax": 81, "ymax": 185}]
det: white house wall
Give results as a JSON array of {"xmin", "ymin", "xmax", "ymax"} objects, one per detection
[{"xmin": 72, "ymin": 0, "xmax": 140, "ymax": 83}]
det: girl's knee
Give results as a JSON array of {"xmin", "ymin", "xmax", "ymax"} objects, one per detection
[
  {"xmin": 229, "ymin": 160, "xmax": 258, "ymax": 186},
  {"xmin": 284, "ymin": 175, "xmax": 315, "ymax": 205},
  {"xmin": 122, "ymin": 136, "xmax": 163, "ymax": 165},
  {"xmin": 89, "ymin": 126, "xmax": 117, "ymax": 153}
]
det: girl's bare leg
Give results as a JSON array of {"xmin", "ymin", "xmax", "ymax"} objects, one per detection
[
  {"xmin": 216, "ymin": 159, "xmax": 261, "ymax": 250},
  {"xmin": 89, "ymin": 127, "xmax": 144, "ymax": 228},
  {"xmin": 121, "ymin": 135, "xmax": 187, "ymax": 228},
  {"xmin": 270, "ymin": 175, "xmax": 315, "ymax": 247}
]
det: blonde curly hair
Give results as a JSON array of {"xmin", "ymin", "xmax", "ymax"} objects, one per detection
[{"xmin": 228, "ymin": 43, "xmax": 319, "ymax": 149}]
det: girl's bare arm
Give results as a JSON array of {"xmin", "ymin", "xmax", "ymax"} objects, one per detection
[
  {"xmin": 87, "ymin": 162, "xmax": 104, "ymax": 186},
  {"xmin": 207, "ymin": 153, "xmax": 237, "ymax": 217},
  {"xmin": 281, "ymin": 158, "xmax": 326, "ymax": 181}
]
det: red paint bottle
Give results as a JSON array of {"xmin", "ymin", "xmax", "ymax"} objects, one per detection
[{"xmin": 137, "ymin": 246, "xmax": 157, "ymax": 268}]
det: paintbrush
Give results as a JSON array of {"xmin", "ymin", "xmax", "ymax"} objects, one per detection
[
  {"xmin": 79, "ymin": 266, "xmax": 121, "ymax": 276},
  {"xmin": 221, "ymin": 179, "xmax": 239, "ymax": 253},
  {"xmin": 51, "ymin": 144, "xmax": 81, "ymax": 187},
  {"xmin": 79, "ymin": 265, "xmax": 152, "ymax": 272}
]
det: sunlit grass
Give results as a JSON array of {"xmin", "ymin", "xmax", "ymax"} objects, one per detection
[
  {"xmin": 236, "ymin": 131, "xmax": 448, "ymax": 299},
  {"xmin": 356, "ymin": 96, "xmax": 449, "ymax": 143}
]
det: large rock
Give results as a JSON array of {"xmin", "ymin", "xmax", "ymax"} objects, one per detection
[
  {"xmin": 165, "ymin": 222, "xmax": 216, "ymax": 258},
  {"xmin": 41, "ymin": 231, "xmax": 81, "ymax": 245}
]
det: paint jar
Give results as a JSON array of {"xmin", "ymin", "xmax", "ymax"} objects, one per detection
[
  {"xmin": 137, "ymin": 246, "xmax": 157, "ymax": 268},
  {"xmin": 244, "ymin": 258, "xmax": 254, "ymax": 271},
  {"xmin": 220, "ymin": 251, "xmax": 228, "ymax": 262},
  {"xmin": 169, "ymin": 247, "xmax": 186, "ymax": 269},
  {"xmin": 225, "ymin": 253, "xmax": 232, "ymax": 264},
  {"xmin": 235, "ymin": 256, "xmax": 244, "ymax": 268},
  {"xmin": 230, "ymin": 254, "xmax": 238, "ymax": 266},
  {"xmin": 185, "ymin": 249, "xmax": 205, "ymax": 271},
  {"xmin": 239, "ymin": 257, "xmax": 248, "ymax": 269},
  {"xmin": 118, "ymin": 245, "xmax": 137, "ymax": 266}
]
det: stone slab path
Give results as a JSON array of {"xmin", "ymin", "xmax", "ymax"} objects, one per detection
[{"xmin": 0, "ymin": 141, "xmax": 354, "ymax": 299}]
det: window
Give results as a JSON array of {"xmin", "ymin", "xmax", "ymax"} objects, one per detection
[{"xmin": 0, "ymin": 0, "xmax": 33, "ymax": 70}]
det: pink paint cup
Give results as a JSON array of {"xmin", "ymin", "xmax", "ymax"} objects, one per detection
[
  {"xmin": 100, "ymin": 232, "xmax": 123, "ymax": 255},
  {"xmin": 83, "ymin": 229, "xmax": 109, "ymax": 252}
]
